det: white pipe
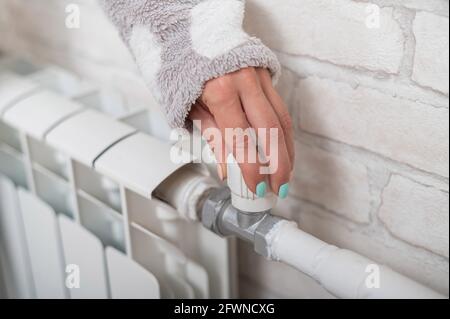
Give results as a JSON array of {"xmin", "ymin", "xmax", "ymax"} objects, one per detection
[
  {"xmin": 158, "ymin": 169, "xmax": 446, "ymax": 299},
  {"xmin": 155, "ymin": 165, "xmax": 218, "ymax": 221},
  {"xmin": 268, "ymin": 221, "xmax": 445, "ymax": 299},
  {"xmin": 150, "ymin": 165, "xmax": 446, "ymax": 299}
]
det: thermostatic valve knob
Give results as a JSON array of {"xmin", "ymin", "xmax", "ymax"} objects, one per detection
[{"xmin": 226, "ymin": 154, "xmax": 277, "ymax": 213}]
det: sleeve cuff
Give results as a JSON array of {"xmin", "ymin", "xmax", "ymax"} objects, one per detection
[{"xmin": 160, "ymin": 38, "xmax": 281, "ymax": 128}]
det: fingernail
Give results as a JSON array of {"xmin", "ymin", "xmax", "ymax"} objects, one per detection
[
  {"xmin": 256, "ymin": 182, "xmax": 267, "ymax": 198},
  {"xmin": 217, "ymin": 165, "xmax": 225, "ymax": 181},
  {"xmin": 278, "ymin": 183, "xmax": 290, "ymax": 199}
]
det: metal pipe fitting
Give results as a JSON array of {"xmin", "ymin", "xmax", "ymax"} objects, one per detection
[{"xmin": 201, "ymin": 187, "xmax": 285, "ymax": 258}]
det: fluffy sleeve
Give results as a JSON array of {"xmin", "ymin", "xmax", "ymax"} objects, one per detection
[{"xmin": 101, "ymin": 0, "xmax": 280, "ymax": 128}]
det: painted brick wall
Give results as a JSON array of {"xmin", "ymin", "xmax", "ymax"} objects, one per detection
[{"xmin": 0, "ymin": 0, "xmax": 448, "ymax": 298}]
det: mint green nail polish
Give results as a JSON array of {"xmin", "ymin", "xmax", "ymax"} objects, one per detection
[
  {"xmin": 256, "ymin": 182, "xmax": 267, "ymax": 198},
  {"xmin": 278, "ymin": 183, "xmax": 289, "ymax": 199}
]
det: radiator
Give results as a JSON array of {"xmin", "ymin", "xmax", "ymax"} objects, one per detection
[{"xmin": 0, "ymin": 56, "xmax": 238, "ymax": 299}]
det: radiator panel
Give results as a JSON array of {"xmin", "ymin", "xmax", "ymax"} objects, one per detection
[{"xmin": 0, "ymin": 57, "xmax": 237, "ymax": 299}]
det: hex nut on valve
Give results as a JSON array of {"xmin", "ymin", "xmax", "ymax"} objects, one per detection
[
  {"xmin": 201, "ymin": 186, "xmax": 288, "ymax": 260},
  {"xmin": 201, "ymin": 187, "xmax": 231, "ymax": 235}
]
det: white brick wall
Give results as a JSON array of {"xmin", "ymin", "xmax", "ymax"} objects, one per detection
[
  {"xmin": 296, "ymin": 76, "xmax": 449, "ymax": 177},
  {"xmin": 245, "ymin": 0, "xmax": 405, "ymax": 74},
  {"xmin": 412, "ymin": 12, "xmax": 449, "ymax": 94},
  {"xmin": 379, "ymin": 174, "xmax": 449, "ymax": 258},
  {"xmin": 291, "ymin": 142, "xmax": 372, "ymax": 223},
  {"xmin": 0, "ymin": 0, "xmax": 448, "ymax": 298}
]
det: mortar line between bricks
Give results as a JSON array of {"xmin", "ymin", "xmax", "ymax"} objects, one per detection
[
  {"xmin": 365, "ymin": 165, "xmax": 387, "ymax": 223},
  {"xmin": 375, "ymin": 172, "xmax": 393, "ymax": 216},
  {"xmin": 352, "ymin": 0, "xmax": 449, "ymax": 18},
  {"xmin": 388, "ymin": 173, "xmax": 450, "ymax": 194},
  {"xmin": 288, "ymin": 193, "xmax": 372, "ymax": 226},
  {"xmin": 293, "ymin": 130, "xmax": 450, "ymax": 186},
  {"xmin": 277, "ymin": 54, "xmax": 450, "ymax": 107},
  {"xmin": 288, "ymin": 196, "xmax": 365, "ymax": 232},
  {"xmin": 378, "ymin": 216, "xmax": 450, "ymax": 260},
  {"xmin": 410, "ymin": 79, "xmax": 450, "ymax": 98},
  {"xmin": 276, "ymin": 50, "xmax": 398, "ymax": 79},
  {"xmin": 392, "ymin": 7, "xmax": 416, "ymax": 78}
]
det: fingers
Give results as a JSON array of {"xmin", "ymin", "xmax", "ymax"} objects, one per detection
[
  {"xmin": 189, "ymin": 102, "xmax": 228, "ymax": 181},
  {"xmin": 257, "ymin": 68, "xmax": 295, "ymax": 171},
  {"xmin": 235, "ymin": 68, "xmax": 292, "ymax": 198},
  {"xmin": 202, "ymin": 76, "xmax": 267, "ymax": 195}
]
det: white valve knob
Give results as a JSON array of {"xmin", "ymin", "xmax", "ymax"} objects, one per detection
[{"xmin": 226, "ymin": 154, "xmax": 277, "ymax": 213}]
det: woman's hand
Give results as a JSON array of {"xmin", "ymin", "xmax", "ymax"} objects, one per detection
[{"xmin": 188, "ymin": 67, "xmax": 294, "ymax": 199}]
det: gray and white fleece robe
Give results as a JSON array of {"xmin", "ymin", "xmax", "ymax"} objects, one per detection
[{"xmin": 101, "ymin": 0, "xmax": 280, "ymax": 128}]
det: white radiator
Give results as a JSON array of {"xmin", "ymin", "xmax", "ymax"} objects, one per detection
[{"xmin": 0, "ymin": 56, "xmax": 238, "ymax": 299}]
